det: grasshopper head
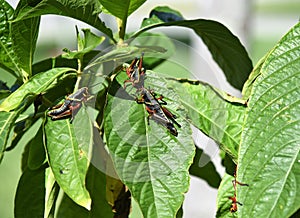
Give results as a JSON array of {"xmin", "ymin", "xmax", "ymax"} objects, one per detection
[{"xmin": 166, "ymin": 122, "xmax": 178, "ymax": 136}]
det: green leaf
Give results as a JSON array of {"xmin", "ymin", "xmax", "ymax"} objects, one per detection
[
  {"xmin": 80, "ymin": 29, "xmax": 104, "ymax": 52},
  {"xmin": 0, "ymin": 0, "xmax": 21, "ymax": 78},
  {"xmin": 0, "ymin": 111, "xmax": 19, "ymax": 162},
  {"xmin": 0, "ymin": 67, "xmax": 75, "ymax": 112},
  {"xmin": 216, "ymin": 173, "xmax": 236, "ymax": 218},
  {"xmin": 14, "ymin": 168, "xmax": 46, "ymax": 218},
  {"xmin": 72, "ymin": 105, "xmax": 94, "ymax": 161},
  {"xmin": 145, "ymin": 6, "xmax": 184, "ymax": 24},
  {"xmin": 104, "ymin": 72, "xmax": 195, "ymax": 217},
  {"xmin": 139, "ymin": 6, "xmax": 183, "ymax": 30},
  {"xmin": 169, "ymin": 79, "xmax": 246, "ymax": 161},
  {"xmin": 0, "ymin": 96, "xmax": 33, "ymax": 163},
  {"xmin": 131, "ymin": 19, "xmax": 253, "ymax": 90},
  {"xmin": 11, "ymin": 18, "xmax": 40, "ymax": 79},
  {"xmin": 189, "ymin": 146, "xmax": 221, "ymax": 188},
  {"xmin": 12, "ymin": 1, "xmax": 41, "ymax": 78},
  {"xmin": 14, "ymin": 0, "xmax": 115, "ymax": 42},
  {"xmin": 99, "ymin": 0, "xmax": 146, "ymax": 19},
  {"xmin": 62, "ymin": 29, "xmax": 105, "ymax": 60},
  {"xmin": 237, "ymin": 22, "xmax": 300, "ymax": 217},
  {"xmin": 44, "ymin": 117, "xmax": 91, "ymax": 210},
  {"xmin": 241, "ymin": 54, "xmax": 268, "ymax": 100},
  {"xmin": 84, "ymin": 45, "xmax": 167, "ymax": 76}
]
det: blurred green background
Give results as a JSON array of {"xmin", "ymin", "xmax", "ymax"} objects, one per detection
[{"xmin": 0, "ymin": 0, "xmax": 299, "ymax": 217}]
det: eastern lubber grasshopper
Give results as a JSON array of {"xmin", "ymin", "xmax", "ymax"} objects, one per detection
[
  {"xmin": 47, "ymin": 87, "xmax": 90, "ymax": 122},
  {"xmin": 123, "ymin": 52, "xmax": 145, "ymax": 90},
  {"xmin": 136, "ymin": 87, "xmax": 181, "ymax": 136},
  {"xmin": 123, "ymin": 53, "xmax": 181, "ymax": 136}
]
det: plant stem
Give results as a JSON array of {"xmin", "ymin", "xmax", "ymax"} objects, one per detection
[
  {"xmin": 118, "ymin": 16, "xmax": 127, "ymax": 43},
  {"xmin": 74, "ymin": 59, "xmax": 83, "ymax": 92}
]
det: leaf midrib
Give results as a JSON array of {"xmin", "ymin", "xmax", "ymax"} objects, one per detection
[{"xmin": 144, "ymin": 104, "xmax": 159, "ymax": 217}]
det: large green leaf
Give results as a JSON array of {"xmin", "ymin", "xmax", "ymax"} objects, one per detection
[
  {"xmin": 44, "ymin": 118, "xmax": 91, "ymax": 210},
  {"xmin": 99, "ymin": 0, "xmax": 146, "ymax": 19},
  {"xmin": 169, "ymin": 79, "xmax": 246, "ymax": 162},
  {"xmin": 13, "ymin": 0, "xmax": 115, "ymax": 42},
  {"xmin": 0, "ymin": 67, "xmax": 75, "ymax": 112},
  {"xmin": 0, "ymin": 0, "xmax": 21, "ymax": 78},
  {"xmin": 237, "ymin": 22, "xmax": 300, "ymax": 217},
  {"xmin": 131, "ymin": 18, "xmax": 253, "ymax": 90},
  {"xmin": 104, "ymin": 72, "xmax": 195, "ymax": 217}
]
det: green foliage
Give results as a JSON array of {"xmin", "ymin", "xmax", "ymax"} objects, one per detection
[
  {"xmin": 135, "ymin": 6, "xmax": 253, "ymax": 90},
  {"xmin": 13, "ymin": 0, "xmax": 115, "ymax": 42},
  {"xmin": 0, "ymin": 67, "xmax": 75, "ymax": 111},
  {"xmin": 216, "ymin": 173, "xmax": 236, "ymax": 218},
  {"xmin": 0, "ymin": 1, "xmax": 298, "ymax": 217},
  {"xmin": 169, "ymin": 79, "xmax": 246, "ymax": 162},
  {"xmin": 236, "ymin": 22, "xmax": 300, "ymax": 218},
  {"xmin": 44, "ymin": 117, "xmax": 91, "ymax": 209},
  {"xmin": 100, "ymin": 0, "xmax": 146, "ymax": 19},
  {"xmin": 104, "ymin": 73, "xmax": 195, "ymax": 217},
  {"xmin": 0, "ymin": 0, "xmax": 21, "ymax": 78},
  {"xmin": 62, "ymin": 28, "xmax": 105, "ymax": 60},
  {"xmin": 12, "ymin": 1, "xmax": 40, "ymax": 79}
]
